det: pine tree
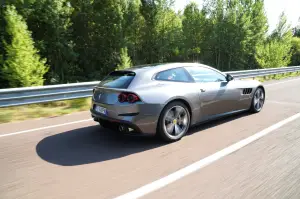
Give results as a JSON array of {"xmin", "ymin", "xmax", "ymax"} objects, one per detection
[
  {"xmin": 2, "ymin": 5, "xmax": 49, "ymax": 87},
  {"xmin": 117, "ymin": 48, "xmax": 132, "ymax": 70}
]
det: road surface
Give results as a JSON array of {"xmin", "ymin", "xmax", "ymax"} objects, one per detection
[{"xmin": 1, "ymin": 77, "xmax": 300, "ymax": 199}]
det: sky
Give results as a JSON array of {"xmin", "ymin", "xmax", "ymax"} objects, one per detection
[{"xmin": 174, "ymin": 0, "xmax": 300, "ymax": 33}]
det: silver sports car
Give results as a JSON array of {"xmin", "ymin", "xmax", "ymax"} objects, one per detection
[{"xmin": 90, "ymin": 63, "xmax": 265, "ymax": 142}]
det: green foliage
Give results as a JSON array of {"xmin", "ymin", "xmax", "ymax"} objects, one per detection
[
  {"xmin": 0, "ymin": 0, "xmax": 298, "ymax": 89},
  {"xmin": 117, "ymin": 48, "xmax": 132, "ymax": 70},
  {"xmin": 290, "ymin": 37, "xmax": 300, "ymax": 66},
  {"xmin": 200, "ymin": 0, "xmax": 268, "ymax": 70},
  {"xmin": 2, "ymin": 5, "xmax": 49, "ymax": 87},
  {"xmin": 255, "ymin": 13, "xmax": 293, "ymax": 68},
  {"xmin": 26, "ymin": 0, "xmax": 78, "ymax": 84},
  {"xmin": 255, "ymin": 39, "xmax": 292, "ymax": 68},
  {"xmin": 123, "ymin": 0, "xmax": 145, "ymax": 64},
  {"xmin": 71, "ymin": 0, "xmax": 126, "ymax": 80},
  {"xmin": 139, "ymin": 0, "xmax": 182, "ymax": 63},
  {"xmin": 293, "ymin": 17, "xmax": 300, "ymax": 37},
  {"xmin": 182, "ymin": 2, "xmax": 205, "ymax": 61}
]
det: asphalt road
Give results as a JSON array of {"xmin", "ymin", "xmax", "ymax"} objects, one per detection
[{"xmin": 1, "ymin": 77, "xmax": 300, "ymax": 199}]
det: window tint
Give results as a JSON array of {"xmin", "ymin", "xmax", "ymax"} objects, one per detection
[
  {"xmin": 155, "ymin": 67, "xmax": 192, "ymax": 82},
  {"xmin": 185, "ymin": 67, "xmax": 226, "ymax": 82},
  {"xmin": 98, "ymin": 71, "xmax": 135, "ymax": 88}
]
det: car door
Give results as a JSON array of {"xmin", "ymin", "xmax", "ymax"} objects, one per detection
[{"xmin": 184, "ymin": 66, "xmax": 241, "ymax": 121}]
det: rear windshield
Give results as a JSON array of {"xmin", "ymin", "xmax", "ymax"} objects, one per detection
[{"xmin": 98, "ymin": 71, "xmax": 136, "ymax": 89}]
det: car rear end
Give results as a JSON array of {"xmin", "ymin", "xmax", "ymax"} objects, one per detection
[{"xmin": 90, "ymin": 70, "xmax": 162, "ymax": 135}]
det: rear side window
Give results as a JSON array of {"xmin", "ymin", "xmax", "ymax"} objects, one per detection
[
  {"xmin": 154, "ymin": 67, "xmax": 192, "ymax": 82},
  {"xmin": 98, "ymin": 71, "xmax": 135, "ymax": 89}
]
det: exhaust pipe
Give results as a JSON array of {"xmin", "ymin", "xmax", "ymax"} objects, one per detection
[{"xmin": 92, "ymin": 116, "xmax": 98, "ymax": 122}]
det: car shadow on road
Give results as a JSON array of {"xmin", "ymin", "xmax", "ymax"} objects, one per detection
[
  {"xmin": 187, "ymin": 111, "xmax": 250, "ymax": 135},
  {"xmin": 36, "ymin": 111, "xmax": 251, "ymax": 166}
]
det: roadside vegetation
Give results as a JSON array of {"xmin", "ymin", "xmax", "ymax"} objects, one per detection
[
  {"xmin": 0, "ymin": 98, "xmax": 91, "ymax": 124},
  {"xmin": 0, "ymin": 0, "xmax": 300, "ymax": 124},
  {"xmin": 256, "ymin": 72, "xmax": 300, "ymax": 82},
  {"xmin": 1, "ymin": 72, "xmax": 300, "ymax": 124},
  {"xmin": 1, "ymin": 0, "xmax": 300, "ymax": 89}
]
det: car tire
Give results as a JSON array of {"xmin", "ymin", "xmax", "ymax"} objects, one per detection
[
  {"xmin": 249, "ymin": 87, "xmax": 265, "ymax": 113},
  {"xmin": 157, "ymin": 101, "xmax": 191, "ymax": 142}
]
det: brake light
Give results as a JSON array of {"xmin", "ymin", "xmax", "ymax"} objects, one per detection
[
  {"xmin": 127, "ymin": 94, "xmax": 139, "ymax": 103},
  {"xmin": 118, "ymin": 93, "xmax": 127, "ymax": 103},
  {"xmin": 118, "ymin": 92, "xmax": 140, "ymax": 103}
]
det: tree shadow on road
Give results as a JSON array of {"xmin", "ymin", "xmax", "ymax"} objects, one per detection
[{"xmin": 36, "ymin": 111, "xmax": 251, "ymax": 166}]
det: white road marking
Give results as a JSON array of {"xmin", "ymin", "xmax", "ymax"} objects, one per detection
[
  {"xmin": 0, "ymin": 119, "xmax": 93, "ymax": 138},
  {"xmin": 267, "ymin": 100, "xmax": 300, "ymax": 106},
  {"xmin": 114, "ymin": 112, "xmax": 300, "ymax": 199},
  {"xmin": 265, "ymin": 77, "xmax": 300, "ymax": 87}
]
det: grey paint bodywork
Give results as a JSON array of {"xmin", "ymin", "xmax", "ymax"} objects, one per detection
[{"xmin": 90, "ymin": 63, "xmax": 264, "ymax": 135}]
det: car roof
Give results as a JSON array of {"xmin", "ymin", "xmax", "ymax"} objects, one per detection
[
  {"xmin": 116, "ymin": 62, "xmax": 226, "ymax": 89},
  {"xmin": 121, "ymin": 62, "xmax": 221, "ymax": 75}
]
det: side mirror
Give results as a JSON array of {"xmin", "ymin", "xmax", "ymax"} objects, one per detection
[{"xmin": 226, "ymin": 74, "xmax": 234, "ymax": 81}]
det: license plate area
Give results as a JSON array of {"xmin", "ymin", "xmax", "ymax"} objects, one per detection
[{"xmin": 94, "ymin": 105, "xmax": 107, "ymax": 115}]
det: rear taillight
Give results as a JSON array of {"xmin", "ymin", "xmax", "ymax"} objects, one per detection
[{"xmin": 118, "ymin": 92, "xmax": 141, "ymax": 103}]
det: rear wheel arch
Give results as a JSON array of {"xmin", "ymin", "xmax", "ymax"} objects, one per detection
[
  {"xmin": 258, "ymin": 85, "xmax": 265, "ymax": 95},
  {"xmin": 155, "ymin": 98, "xmax": 192, "ymax": 141},
  {"xmin": 163, "ymin": 99, "xmax": 192, "ymax": 120}
]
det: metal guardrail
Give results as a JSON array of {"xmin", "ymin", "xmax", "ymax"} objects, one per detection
[
  {"xmin": 0, "ymin": 66, "xmax": 300, "ymax": 108},
  {"xmin": 0, "ymin": 81, "xmax": 100, "ymax": 108},
  {"xmin": 227, "ymin": 66, "xmax": 300, "ymax": 78}
]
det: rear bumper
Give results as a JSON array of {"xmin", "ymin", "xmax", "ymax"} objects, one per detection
[{"xmin": 90, "ymin": 101, "xmax": 164, "ymax": 135}]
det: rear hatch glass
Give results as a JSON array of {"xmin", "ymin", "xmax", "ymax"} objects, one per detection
[{"xmin": 98, "ymin": 71, "xmax": 135, "ymax": 89}]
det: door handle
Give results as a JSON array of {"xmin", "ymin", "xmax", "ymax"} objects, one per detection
[{"xmin": 200, "ymin": 88, "xmax": 206, "ymax": 92}]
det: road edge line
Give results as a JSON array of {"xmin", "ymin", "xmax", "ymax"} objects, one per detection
[
  {"xmin": 114, "ymin": 112, "xmax": 300, "ymax": 199},
  {"xmin": 0, "ymin": 119, "xmax": 93, "ymax": 138},
  {"xmin": 265, "ymin": 77, "xmax": 300, "ymax": 87}
]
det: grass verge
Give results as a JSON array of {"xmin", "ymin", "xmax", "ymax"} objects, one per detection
[
  {"xmin": 0, "ymin": 71, "xmax": 300, "ymax": 124},
  {"xmin": 255, "ymin": 71, "xmax": 300, "ymax": 82},
  {"xmin": 0, "ymin": 98, "xmax": 91, "ymax": 124}
]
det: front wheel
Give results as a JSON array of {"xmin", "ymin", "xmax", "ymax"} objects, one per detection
[
  {"xmin": 157, "ymin": 101, "xmax": 191, "ymax": 142},
  {"xmin": 249, "ymin": 87, "xmax": 265, "ymax": 113}
]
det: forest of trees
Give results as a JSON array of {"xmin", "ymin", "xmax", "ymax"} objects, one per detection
[{"xmin": 0, "ymin": 0, "xmax": 300, "ymax": 88}]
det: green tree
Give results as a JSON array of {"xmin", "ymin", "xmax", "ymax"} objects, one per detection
[
  {"xmin": 26, "ymin": 0, "xmax": 78, "ymax": 83},
  {"xmin": 123, "ymin": 0, "xmax": 145, "ymax": 64},
  {"xmin": 139, "ymin": 0, "xmax": 182, "ymax": 63},
  {"xmin": 182, "ymin": 2, "xmax": 205, "ymax": 61},
  {"xmin": 156, "ymin": 5, "xmax": 182, "ymax": 62},
  {"xmin": 201, "ymin": 0, "xmax": 268, "ymax": 71},
  {"xmin": 76, "ymin": 0, "xmax": 126, "ymax": 79},
  {"xmin": 0, "ymin": 4, "xmax": 7, "ymax": 88},
  {"xmin": 117, "ymin": 47, "xmax": 132, "ymax": 70},
  {"xmin": 292, "ymin": 17, "xmax": 300, "ymax": 37},
  {"xmin": 70, "ymin": 0, "xmax": 94, "ymax": 81},
  {"xmin": 290, "ymin": 37, "xmax": 300, "ymax": 66},
  {"xmin": 255, "ymin": 13, "xmax": 293, "ymax": 68},
  {"xmin": 2, "ymin": 5, "xmax": 48, "ymax": 87}
]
